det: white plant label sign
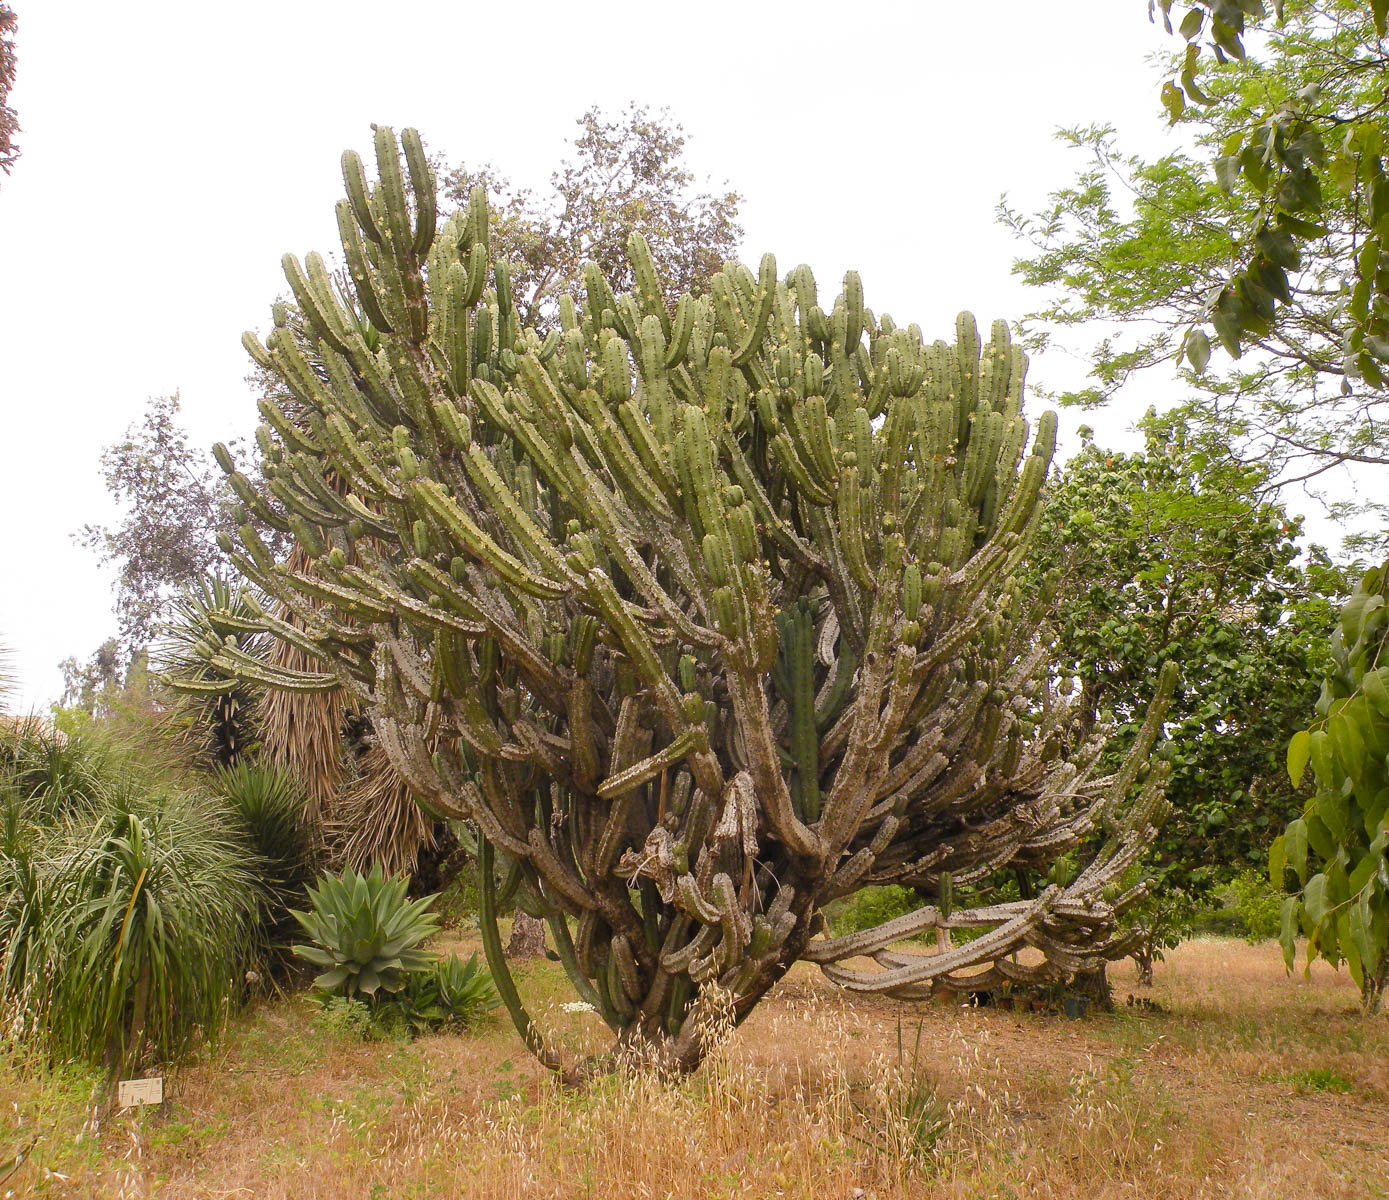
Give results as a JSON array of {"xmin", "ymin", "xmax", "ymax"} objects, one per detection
[{"xmin": 117, "ymin": 1077, "xmax": 163, "ymax": 1108}]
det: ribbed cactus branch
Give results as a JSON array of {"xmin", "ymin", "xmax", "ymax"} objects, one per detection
[{"xmin": 220, "ymin": 126, "xmax": 1175, "ymax": 1076}]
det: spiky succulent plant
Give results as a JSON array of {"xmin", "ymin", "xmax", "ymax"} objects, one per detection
[
  {"xmin": 217, "ymin": 127, "xmax": 1174, "ymax": 1075},
  {"xmin": 291, "ymin": 864, "xmax": 439, "ymax": 998},
  {"xmin": 154, "ymin": 577, "xmax": 264, "ymax": 767}
]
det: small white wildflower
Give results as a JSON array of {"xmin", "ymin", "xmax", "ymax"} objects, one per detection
[{"xmin": 561, "ymin": 1001, "xmax": 596, "ymax": 1014}]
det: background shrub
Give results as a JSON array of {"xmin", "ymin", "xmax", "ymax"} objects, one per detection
[
  {"xmin": 1229, "ymin": 869, "xmax": 1282, "ymax": 943},
  {"xmin": 825, "ymin": 886, "xmax": 923, "ymax": 938},
  {"xmin": 376, "ymin": 953, "xmax": 500, "ymax": 1037}
]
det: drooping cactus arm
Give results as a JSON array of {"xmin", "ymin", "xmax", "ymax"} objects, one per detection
[
  {"xmin": 477, "ymin": 837, "xmax": 561, "ymax": 1072},
  {"xmin": 807, "ymin": 667, "xmax": 1175, "ymax": 996},
  {"xmin": 818, "ymin": 560, "xmax": 917, "ymax": 852},
  {"xmin": 721, "ymin": 666, "xmax": 821, "ymax": 861}
]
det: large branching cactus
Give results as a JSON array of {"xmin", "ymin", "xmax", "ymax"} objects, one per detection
[{"xmin": 211, "ymin": 127, "xmax": 1174, "ymax": 1075}]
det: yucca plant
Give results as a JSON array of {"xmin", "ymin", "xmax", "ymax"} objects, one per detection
[
  {"xmin": 154, "ymin": 577, "xmax": 265, "ymax": 768},
  {"xmin": 0, "ymin": 729, "xmax": 115, "ymax": 823},
  {"xmin": 0, "ymin": 720, "xmax": 266, "ymax": 1073},
  {"xmin": 0, "ymin": 788, "xmax": 46, "ymax": 1024},
  {"xmin": 41, "ymin": 794, "xmax": 262, "ymax": 1073},
  {"xmin": 2, "ymin": 731, "xmax": 108, "ymax": 1026},
  {"xmin": 291, "ymin": 864, "xmax": 440, "ymax": 998},
  {"xmin": 213, "ymin": 759, "xmax": 318, "ymax": 966},
  {"xmin": 332, "ymin": 744, "xmax": 435, "ymax": 879},
  {"xmin": 254, "ymin": 547, "xmax": 356, "ymax": 833}
]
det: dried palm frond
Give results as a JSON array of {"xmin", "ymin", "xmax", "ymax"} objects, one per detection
[
  {"xmin": 256, "ymin": 550, "xmax": 354, "ymax": 830},
  {"xmin": 330, "ymin": 744, "xmax": 434, "ymax": 879},
  {"xmin": 258, "ymin": 643, "xmax": 351, "ymax": 831}
]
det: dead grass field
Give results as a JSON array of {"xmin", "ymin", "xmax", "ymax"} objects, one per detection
[{"xmin": 3, "ymin": 935, "xmax": 1386, "ymax": 1199}]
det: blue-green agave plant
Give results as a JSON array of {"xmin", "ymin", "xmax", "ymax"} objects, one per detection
[{"xmin": 291, "ymin": 864, "xmax": 439, "ymax": 997}]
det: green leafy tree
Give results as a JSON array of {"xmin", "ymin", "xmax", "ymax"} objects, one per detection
[
  {"xmin": 1003, "ymin": 1, "xmax": 1389, "ymax": 499},
  {"xmin": 76, "ymin": 395, "xmax": 247, "ymax": 650},
  {"xmin": 1029, "ymin": 409, "xmax": 1339, "ymax": 974},
  {"xmin": 1277, "ymin": 557, "xmax": 1389, "ymax": 1010},
  {"xmin": 442, "ymin": 104, "xmax": 742, "ymax": 327},
  {"xmin": 1229, "ymin": 867, "xmax": 1284, "ymax": 940},
  {"xmin": 1146, "ymin": 1, "xmax": 1389, "ymax": 387},
  {"xmin": 58, "ymin": 638, "xmax": 132, "ymax": 717}
]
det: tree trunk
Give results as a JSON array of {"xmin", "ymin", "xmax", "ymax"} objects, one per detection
[
  {"xmin": 1069, "ymin": 963, "xmax": 1115, "ymax": 1013},
  {"xmin": 1132, "ymin": 947, "xmax": 1155, "ymax": 988},
  {"xmin": 1364, "ymin": 960, "xmax": 1389, "ymax": 1015},
  {"xmin": 507, "ymin": 912, "xmax": 547, "ymax": 959}
]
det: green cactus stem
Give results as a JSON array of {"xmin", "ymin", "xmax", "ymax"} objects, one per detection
[{"xmin": 219, "ymin": 126, "xmax": 1178, "ymax": 1078}]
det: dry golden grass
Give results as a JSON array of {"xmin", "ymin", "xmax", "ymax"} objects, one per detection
[{"xmin": 3, "ymin": 937, "xmax": 1386, "ymax": 1199}]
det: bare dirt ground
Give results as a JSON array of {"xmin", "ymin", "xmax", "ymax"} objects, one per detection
[{"xmin": 3, "ymin": 936, "xmax": 1386, "ymax": 1198}]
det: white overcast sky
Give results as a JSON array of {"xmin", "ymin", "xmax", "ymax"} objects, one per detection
[{"xmin": 0, "ymin": 1, "xmax": 1214, "ymax": 709}]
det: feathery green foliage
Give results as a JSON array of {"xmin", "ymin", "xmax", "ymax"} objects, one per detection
[
  {"xmin": 1004, "ymin": 1, "xmax": 1389, "ymax": 506},
  {"xmin": 2, "ymin": 727, "xmax": 138, "ymax": 824},
  {"xmin": 1229, "ymin": 868, "xmax": 1282, "ymax": 942}
]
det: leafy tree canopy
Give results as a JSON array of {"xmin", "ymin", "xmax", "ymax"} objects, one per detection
[
  {"xmin": 1277, "ymin": 556, "xmax": 1389, "ymax": 1010},
  {"xmin": 75, "ymin": 394, "xmax": 244, "ymax": 650},
  {"xmin": 1030, "ymin": 408, "xmax": 1343, "ymax": 892},
  {"xmin": 0, "ymin": 4, "xmax": 17, "ymax": 177},
  {"xmin": 1002, "ymin": 0, "xmax": 1389, "ymax": 505},
  {"xmin": 442, "ymin": 104, "xmax": 742, "ymax": 327}
]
